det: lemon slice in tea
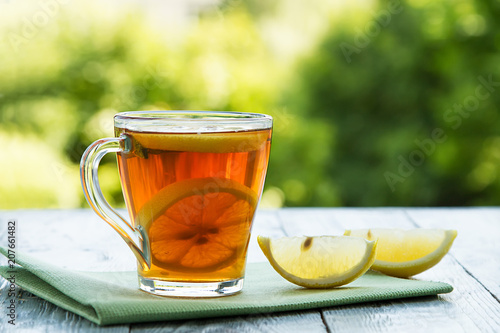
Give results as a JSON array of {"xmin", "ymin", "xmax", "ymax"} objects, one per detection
[
  {"xmin": 131, "ymin": 130, "xmax": 269, "ymax": 153},
  {"xmin": 136, "ymin": 177, "xmax": 258, "ymax": 272}
]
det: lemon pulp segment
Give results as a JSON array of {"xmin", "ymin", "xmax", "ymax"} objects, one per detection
[
  {"xmin": 258, "ymin": 235, "xmax": 377, "ymax": 288},
  {"xmin": 344, "ymin": 228, "xmax": 457, "ymax": 277}
]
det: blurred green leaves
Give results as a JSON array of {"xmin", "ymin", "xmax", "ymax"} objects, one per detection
[
  {"xmin": 1, "ymin": 0, "xmax": 500, "ymax": 208},
  {"xmin": 286, "ymin": 0, "xmax": 500, "ymax": 206}
]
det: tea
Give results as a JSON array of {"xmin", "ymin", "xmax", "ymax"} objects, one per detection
[{"xmin": 115, "ymin": 127, "xmax": 272, "ymax": 282}]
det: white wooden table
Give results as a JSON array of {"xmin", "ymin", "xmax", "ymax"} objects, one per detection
[{"xmin": 0, "ymin": 208, "xmax": 499, "ymax": 332}]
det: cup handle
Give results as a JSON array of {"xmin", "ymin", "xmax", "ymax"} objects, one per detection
[{"xmin": 80, "ymin": 135, "xmax": 151, "ymax": 269}]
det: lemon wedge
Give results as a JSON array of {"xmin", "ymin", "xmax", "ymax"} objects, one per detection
[
  {"xmin": 257, "ymin": 235, "xmax": 377, "ymax": 288},
  {"xmin": 344, "ymin": 229, "xmax": 457, "ymax": 277}
]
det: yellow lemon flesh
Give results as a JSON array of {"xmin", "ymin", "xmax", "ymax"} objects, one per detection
[
  {"xmin": 257, "ymin": 235, "xmax": 377, "ymax": 288},
  {"xmin": 344, "ymin": 229, "xmax": 457, "ymax": 278},
  {"xmin": 130, "ymin": 130, "xmax": 269, "ymax": 153}
]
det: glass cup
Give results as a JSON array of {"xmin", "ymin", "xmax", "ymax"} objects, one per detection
[{"xmin": 80, "ymin": 111, "xmax": 272, "ymax": 297}]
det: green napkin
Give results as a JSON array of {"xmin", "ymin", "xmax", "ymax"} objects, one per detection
[{"xmin": 0, "ymin": 247, "xmax": 452, "ymax": 326}]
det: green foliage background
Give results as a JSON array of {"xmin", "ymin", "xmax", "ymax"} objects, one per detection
[{"xmin": 1, "ymin": 0, "xmax": 500, "ymax": 209}]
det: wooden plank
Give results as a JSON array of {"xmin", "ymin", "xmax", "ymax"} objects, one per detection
[
  {"xmin": 277, "ymin": 207, "xmax": 411, "ymax": 237},
  {"xmin": 415, "ymin": 255, "xmax": 500, "ymax": 332},
  {"xmin": 0, "ymin": 210, "xmax": 136, "ymax": 271},
  {"xmin": 248, "ymin": 210, "xmax": 285, "ymax": 263},
  {"xmin": 321, "ymin": 295, "xmax": 471, "ymax": 333},
  {"xmin": 321, "ymin": 254, "xmax": 499, "ymax": 333},
  {"xmin": 131, "ymin": 311, "xmax": 328, "ymax": 333},
  {"xmin": 405, "ymin": 208, "xmax": 500, "ymax": 301},
  {"xmin": 277, "ymin": 208, "xmax": 500, "ymax": 333}
]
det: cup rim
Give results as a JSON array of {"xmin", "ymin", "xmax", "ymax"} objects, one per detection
[
  {"xmin": 115, "ymin": 110, "xmax": 271, "ymax": 121},
  {"xmin": 114, "ymin": 111, "xmax": 273, "ymax": 133}
]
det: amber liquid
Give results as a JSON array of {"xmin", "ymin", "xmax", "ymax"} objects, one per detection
[{"xmin": 115, "ymin": 127, "xmax": 271, "ymax": 282}]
